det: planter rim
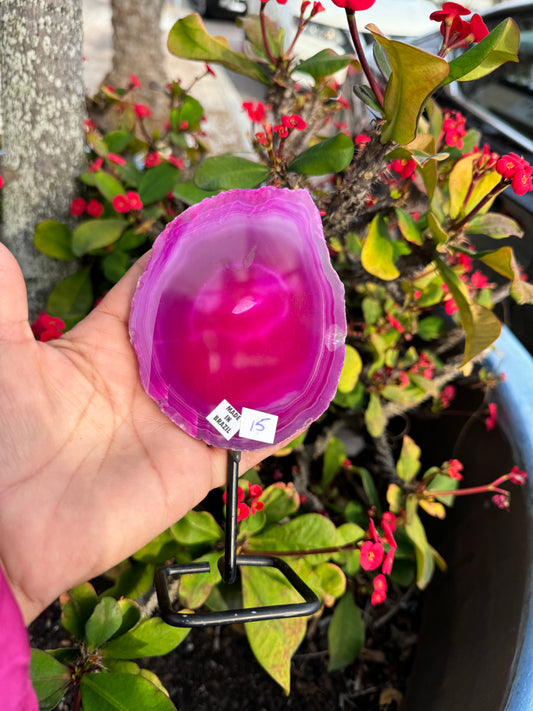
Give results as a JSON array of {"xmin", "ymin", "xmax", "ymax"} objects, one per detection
[{"xmin": 485, "ymin": 324, "xmax": 533, "ymax": 711}]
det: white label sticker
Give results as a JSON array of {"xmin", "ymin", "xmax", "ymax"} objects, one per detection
[
  {"xmin": 239, "ymin": 407, "xmax": 278, "ymax": 444},
  {"xmin": 206, "ymin": 399, "xmax": 241, "ymax": 441}
]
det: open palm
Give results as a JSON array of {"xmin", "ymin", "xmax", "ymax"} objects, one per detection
[{"xmin": 0, "ymin": 245, "xmax": 279, "ymax": 624}]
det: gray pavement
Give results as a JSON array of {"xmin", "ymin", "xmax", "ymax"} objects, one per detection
[{"xmin": 82, "ymin": 0, "xmax": 252, "ymax": 154}]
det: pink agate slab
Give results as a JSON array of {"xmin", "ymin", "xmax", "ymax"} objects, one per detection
[{"xmin": 129, "ymin": 187, "xmax": 346, "ymax": 450}]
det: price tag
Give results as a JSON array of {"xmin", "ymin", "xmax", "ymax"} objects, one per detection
[
  {"xmin": 206, "ymin": 399, "xmax": 241, "ymax": 441},
  {"xmin": 239, "ymin": 407, "xmax": 278, "ymax": 444}
]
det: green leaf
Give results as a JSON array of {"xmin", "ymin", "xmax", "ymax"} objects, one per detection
[
  {"xmin": 466, "ymin": 212, "xmax": 523, "ymax": 239},
  {"xmin": 171, "ymin": 509, "xmax": 223, "ymax": 545},
  {"xmin": 60, "ymin": 582, "xmax": 99, "ymax": 639},
  {"xmin": 104, "ymin": 130, "xmax": 133, "ymax": 154},
  {"xmin": 296, "ymin": 49, "xmax": 359, "ymax": 81},
  {"xmin": 103, "ymin": 562, "xmax": 155, "ymax": 600},
  {"xmin": 327, "ymin": 593, "xmax": 365, "ymax": 671},
  {"xmin": 72, "ymin": 219, "xmax": 126, "ymax": 257},
  {"xmin": 81, "ymin": 672, "xmax": 177, "ymax": 711},
  {"xmin": 102, "ymin": 617, "xmax": 190, "ymax": 660},
  {"xmin": 194, "ymin": 154, "xmax": 269, "ymax": 190},
  {"xmin": 178, "ymin": 551, "xmax": 221, "ymax": 609},
  {"xmin": 332, "ymin": 522, "xmax": 363, "ymax": 575},
  {"xmin": 114, "ymin": 599, "xmax": 142, "ymax": 639},
  {"xmin": 102, "ymin": 250, "xmax": 130, "ymax": 283},
  {"xmin": 396, "ymin": 435, "xmax": 421, "ymax": 482},
  {"xmin": 287, "ymin": 133, "xmax": 354, "ymax": 175},
  {"xmin": 368, "ymin": 25, "xmax": 449, "ymax": 145},
  {"xmin": 435, "ymin": 257, "xmax": 501, "ymax": 364},
  {"xmin": 132, "ymin": 528, "xmax": 177, "ymax": 564},
  {"xmin": 34, "ymin": 220, "xmax": 75, "ymax": 260},
  {"xmin": 94, "ymin": 171, "xmax": 125, "ymax": 202},
  {"xmin": 322, "ymin": 437, "xmax": 347, "ymax": 489},
  {"xmin": 172, "ymin": 181, "xmax": 219, "ymax": 205},
  {"xmin": 357, "ymin": 466, "xmax": 381, "ymax": 512},
  {"xmin": 248, "ymin": 513, "xmax": 337, "ymax": 566},
  {"xmin": 337, "ymin": 344, "xmax": 362, "ymax": 393},
  {"xmin": 395, "ymin": 208, "xmax": 423, "ymax": 246},
  {"xmin": 448, "ymin": 154, "xmax": 473, "ymax": 220},
  {"xmin": 241, "ymin": 564, "xmax": 307, "ymax": 694},
  {"xmin": 30, "ymin": 649, "xmax": 70, "ymax": 711},
  {"xmin": 47, "ymin": 266, "xmax": 93, "ymax": 327},
  {"xmin": 171, "ymin": 94, "xmax": 204, "ymax": 130},
  {"xmin": 447, "ymin": 18, "xmax": 519, "ymax": 83},
  {"xmin": 365, "ymin": 392, "xmax": 385, "ymax": 437},
  {"xmin": 404, "ymin": 512, "xmax": 436, "ymax": 589},
  {"xmin": 417, "ymin": 315, "xmax": 445, "ymax": 341},
  {"xmin": 167, "ymin": 14, "xmax": 269, "ymax": 84},
  {"xmin": 115, "ymin": 229, "xmax": 148, "ymax": 252},
  {"xmin": 361, "ymin": 214, "xmax": 399, "ymax": 280},
  {"xmin": 138, "ymin": 163, "xmax": 181, "ymax": 204},
  {"xmin": 260, "ymin": 482, "xmax": 301, "ymax": 524},
  {"xmin": 312, "ymin": 562, "xmax": 346, "ymax": 605},
  {"xmin": 86, "ymin": 597, "xmax": 123, "ymax": 651}
]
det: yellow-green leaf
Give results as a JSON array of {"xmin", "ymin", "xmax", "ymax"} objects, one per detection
[
  {"xmin": 396, "ymin": 435, "xmax": 421, "ymax": 482},
  {"xmin": 368, "ymin": 25, "xmax": 449, "ymax": 145},
  {"xmin": 435, "ymin": 257, "xmax": 501, "ymax": 364},
  {"xmin": 361, "ymin": 214, "xmax": 399, "ymax": 280},
  {"xmin": 167, "ymin": 14, "xmax": 269, "ymax": 84},
  {"xmin": 337, "ymin": 344, "xmax": 363, "ymax": 393},
  {"xmin": 365, "ymin": 392, "xmax": 385, "ymax": 438}
]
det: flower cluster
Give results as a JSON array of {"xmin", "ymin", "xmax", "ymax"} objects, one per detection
[
  {"xmin": 431, "ymin": 2, "xmax": 489, "ymax": 53},
  {"xmin": 112, "ymin": 192, "xmax": 143, "ymax": 213},
  {"xmin": 439, "ymin": 110, "xmax": 467, "ymax": 149},
  {"xmin": 223, "ymin": 483, "xmax": 265, "ymax": 522},
  {"xmin": 360, "ymin": 513, "xmax": 397, "ymax": 605},
  {"xmin": 70, "ymin": 197, "xmax": 104, "ymax": 218},
  {"xmin": 496, "ymin": 153, "xmax": 533, "ymax": 196},
  {"xmin": 31, "ymin": 313, "xmax": 66, "ymax": 342}
]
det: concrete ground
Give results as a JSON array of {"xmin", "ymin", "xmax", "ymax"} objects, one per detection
[{"xmin": 82, "ymin": 0, "xmax": 252, "ymax": 154}]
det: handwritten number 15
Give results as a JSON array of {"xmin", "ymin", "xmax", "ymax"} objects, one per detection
[{"xmin": 250, "ymin": 417, "xmax": 270, "ymax": 433}]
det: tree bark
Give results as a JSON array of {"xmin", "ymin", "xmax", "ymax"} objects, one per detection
[
  {"xmin": 0, "ymin": 0, "xmax": 86, "ymax": 317},
  {"xmin": 104, "ymin": 0, "xmax": 167, "ymax": 119}
]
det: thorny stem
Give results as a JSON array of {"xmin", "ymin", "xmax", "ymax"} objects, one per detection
[
  {"xmin": 260, "ymin": 2, "xmax": 278, "ymax": 66},
  {"xmin": 346, "ymin": 10, "xmax": 384, "ymax": 107}
]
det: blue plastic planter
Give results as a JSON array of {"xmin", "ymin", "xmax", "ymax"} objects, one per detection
[{"xmin": 405, "ymin": 325, "xmax": 533, "ymax": 711}]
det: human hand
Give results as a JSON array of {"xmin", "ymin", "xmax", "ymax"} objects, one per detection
[{"xmin": 0, "ymin": 244, "xmax": 281, "ymax": 624}]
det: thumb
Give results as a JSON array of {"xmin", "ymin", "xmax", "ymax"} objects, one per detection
[{"xmin": 0, "ymin": 243, "xmax": 32, "ymax": 342}]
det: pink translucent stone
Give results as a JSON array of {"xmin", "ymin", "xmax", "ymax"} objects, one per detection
[{"xmin": 129, "ymin": 187, "xmax": 346, "ymax": 450}]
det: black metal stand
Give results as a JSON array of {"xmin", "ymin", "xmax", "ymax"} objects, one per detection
[{"xmin": 154, "ymin": 450, "xmax": 321, "ymax": 627}]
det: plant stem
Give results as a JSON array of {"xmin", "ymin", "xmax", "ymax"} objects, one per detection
[
  {"xmin": 452, "ymin": 180, "xmax": 505, "ymax": 231},
  {"xmin": 346, "ymin": 10, "xmax": 384, "ymax": 107},
  {"xmin": 260, "ymin": 2, "xmax": 277, "ymax": 66},
  {"xmin": 241, "ymin": 540, "xmax": 364, "ymax": 558}
]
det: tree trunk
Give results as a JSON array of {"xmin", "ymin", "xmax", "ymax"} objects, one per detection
[
  {"xmin": 104, "ymin": 0, "xmax": 167, "ymax": 119},
  {"xmin": 0, "ymin": 0, "xmax": 86, "ymax": 317}
]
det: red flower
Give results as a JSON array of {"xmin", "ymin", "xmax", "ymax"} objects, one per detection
[
  {"xmin": 331, "ymin": 0, "xmax": 376, "ymax": 10},
  {"xmin": 89, "ymin": 157, "xmax": 103, "ymax": 172},
  {"xmin": 496, "ymin": 153, "xmax": 526, "ymax": 179},
  {"xmin": 127, "ymin": 191, "xmax": 143, "ymax": 210},
  {"xmin": 355, "ymin": 133, "xmax": 371, "ymax": 146},
  {"xmin": 249, "ymin": 484, "xmax": 263, "ymax": 499},
  {"xmin": 242, "ymin": 101, "xmax": 266, "ymax": 123},
  {"xmin": 470, "ymin": 270, "xmax": 489, "ymax": 289},
  {"xmin": 0, "ymin": 174, "xmax": 4, "ymax": 188},
  {"xmin": 168, "ymin": 156, "xmax": 184, "ymax": 170},
  {"xmin": 70, "ymin": 197, "xmax": 86, "ymax": 216},
  {"xmin": 31, "ymin": 313, "xmax": 66, "ymax": 342},
  {"xmin": 281, "ymin": 114, "xmax": 307, "ymax": 131},
  {"xmin": 107, "ymin": 153, "xmax": 126, "ymax": 166},
  {"xmin": 485, "ymin": 402, "xmax": 498, "ymax": 431},
  {"xmin": 145, "ymin": 152, "xmax": 161, "ymax": 168},
  {"xmin": 512, "ymin": 169, "xmax": 533, "ymax": 196},
  {"xmin": 360, "ymin": 541, "xmax": 384, "ymax": 571},
  {"xmin": 447, "ymin": 459, "xmax": 464, "ymax": 481},
  {"xmin": 312, "ymin": 1, "xmax": 325, "ymax": 15},
  {"xmin": 468, "ymin": 14, "xmax": 489, "ymax": 42},
  {"xmin": 129, "ymin": 73, "xmax": 141, "ymax": 88},
  {"xmin": 442, "ymin": 111, "xmax": 467, "ymax": 148},
  {"xmin": 507, "ymin": 466, "xmax": 527, "ymax": 485},
  {"xmin": 382, "ymin": 549, "xmax": 395, "ymax": 575},
  {"xmin": 205, "ymin": 63, "xmax": 216, "ymax": 77},
  {"xmin": 430, "ymin": 2, "xmax": 470, "ymax": 23},
  {"xmin": 492, "ymin": 493, "xmax": 510, "ymax": 511},
  {"xmin": 112, "ymin": 195, "xmax": 130, "ymax": 213},
  {"xmin": 86, "ymin": 199, "xmax": 104, "ymax": 218},
  {"xmin": 251, "ymin": 499, "xmax": 264, "ymax": 515},
  {"xmin": 390, "ymin": 158, "xmax": 416, "ymax": 179},
  {"xmin": 440, "ymin": 384, "xmax": 456, "ymax": 408},
  {"xmin": 134, "ymin": 103, "xmax": 152, "ymax": 118},
  {"xmin": 237, "ymin": 502, "xmax": 251, "ymax": 521},
  {"xmin": 386, "ymin": 312, "xmax": 404, "ymax": 333},
  {"xmin": 370, "ymin": 574, "xmax": 387, "ymax": 605}
]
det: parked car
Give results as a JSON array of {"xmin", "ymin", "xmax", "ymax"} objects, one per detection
[{"xmin": 191, "ymin": 0, "xmax": 247, "ymax": 20}]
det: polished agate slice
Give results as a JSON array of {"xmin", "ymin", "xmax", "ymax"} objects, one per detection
[{"xmin": 129, "ymin": 187, "xmax": 346, "ymax": 450}]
